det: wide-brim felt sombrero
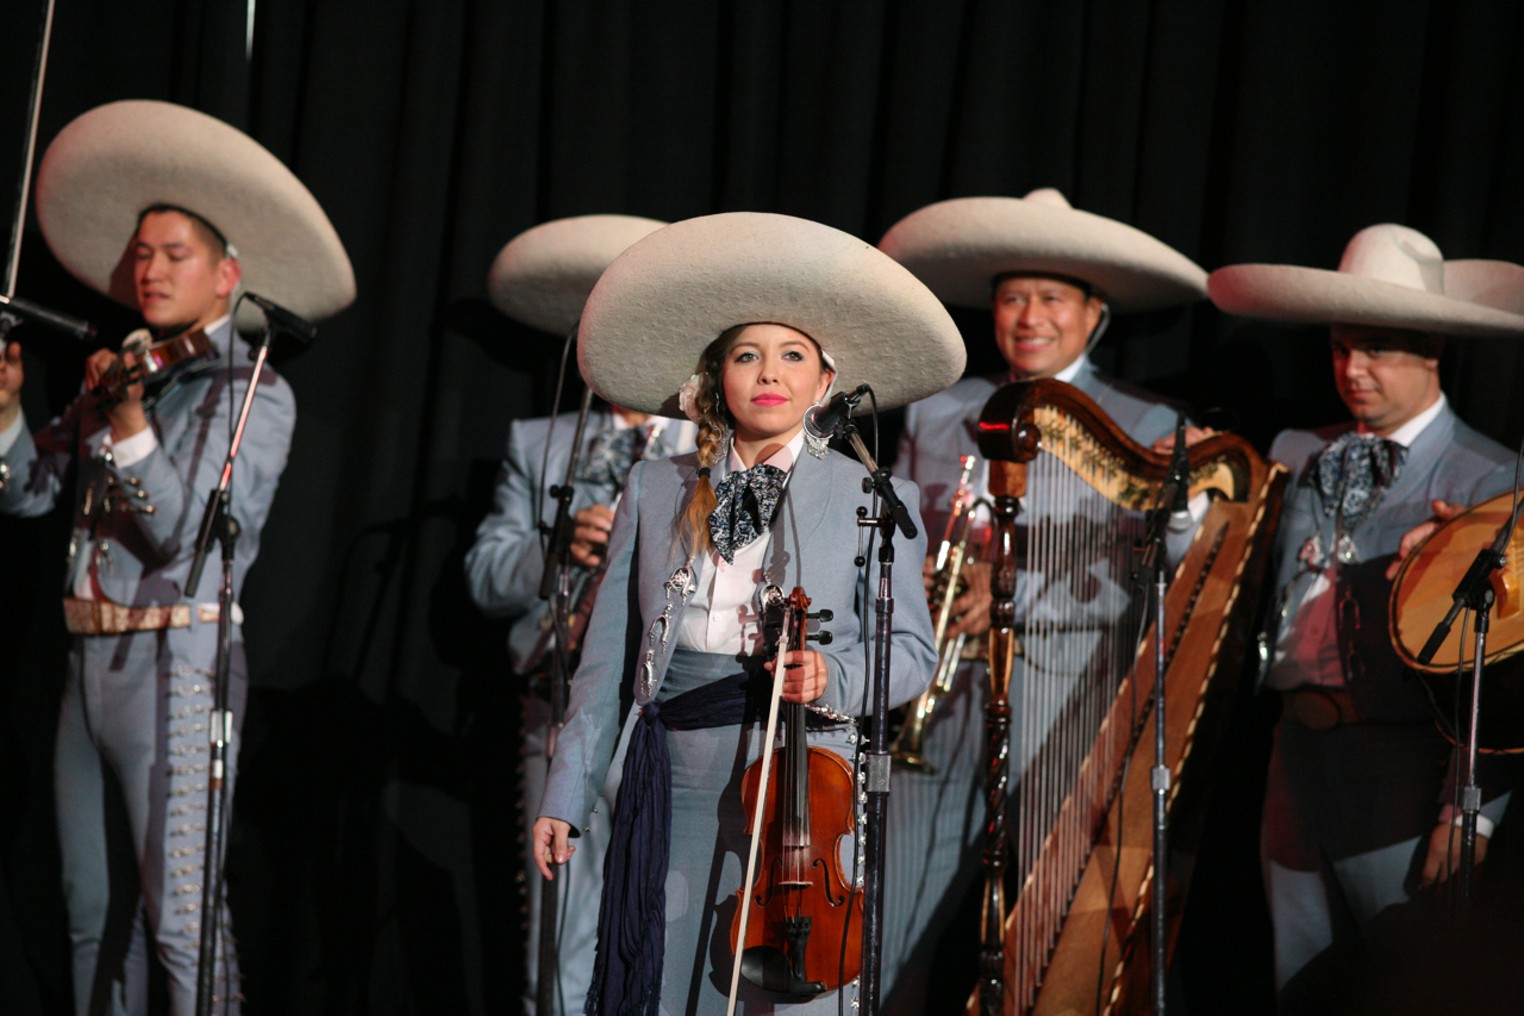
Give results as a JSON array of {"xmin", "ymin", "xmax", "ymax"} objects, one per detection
[
  {"xmin": 1209, "ymin": 225, "xmax": 1524, "ymax": 338},
  {"xmin": 486, "ymin": 214, "xmax": 666, "ymax": 335},
  {"xmin": 36, "ymin": 99, "xmax": 355, "ymax": 323},
  {"xmin": 877, "ymin": 188, "xmax": 1208, "ymax": 313},
  {"xmin": 577, "ymin": 211, "xmax": 967, "ymax": 417}
]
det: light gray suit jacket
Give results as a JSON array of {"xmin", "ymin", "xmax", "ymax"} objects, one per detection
[
  {"xmin": 539, "ymin": 447, "xmax": 938, "ymax": 829},
  {"xmin": 0, "ymin": 319, "xmax": 295, "ymax": 613},
  {"xmin": 1264, "ymin": 402, "xmax": 1515, "ymax": 722},
  {"xmin": 463, "ymin": 410, "xmax": 695, "ymax": 672}
]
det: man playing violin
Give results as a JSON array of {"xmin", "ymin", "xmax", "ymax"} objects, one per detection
[
  {"xmin": 0, "ymin": 101, "xmax": 353, "ymax": 1016},
  {"xmin": 1211, "ymin": 224, "xmax": 1524, "ymax": 1012}
]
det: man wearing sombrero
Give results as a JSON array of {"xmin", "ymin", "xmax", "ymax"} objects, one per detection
[
  {"xmin": 464, "ymin": 214, "xmax": 694, "ymax": 1014},
  {"xmin": 1211, "ymin": 224, "xmax": 1522, "ymax": 1009},
  {"xmin": 0, "ymin": 100, "xmax": 352, "ymax": 1015},
  {"xmin": 874, "ymin": 188, "xmax": 1210, "ymax": 1007}
]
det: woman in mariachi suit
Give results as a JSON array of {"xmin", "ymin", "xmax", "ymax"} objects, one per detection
[{"xmin": 531, "ymin": 212, "xmax": 963, "ymax": 1015}]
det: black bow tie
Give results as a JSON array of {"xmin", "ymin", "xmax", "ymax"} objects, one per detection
[
  {"xmin": 1313, "ymin": 431, "xmax": 1407, "ymax": 532},
  {"xmin": 708, "ymin": 463, "xmax": 786, "ymax": 563}
]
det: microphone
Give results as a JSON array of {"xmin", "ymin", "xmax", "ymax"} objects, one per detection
[
  {"xmin": 803, "ymin": 383, "xmax": 871, "ymax": 442},
  {"xmin": 1167, "ymin": 413, "xmax": 1193, "ymax": 533},
  {"xmin": 242, "ymin": 292, "xmax": 317, "ymax": 342},
  {"xmin": 0, "ymin": 294, "xmax": 96, "ymax": 341}
]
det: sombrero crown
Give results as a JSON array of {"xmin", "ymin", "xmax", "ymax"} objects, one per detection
[
  {"xmin": 878, "ymin": 188, "xmax": 1208, "ymax": 313},
  {"xmin": 1209, "ymin": 224, "xmax": 1524, "ymax": 337},
  {"xmin": 36, "ymin": 99, "xmax": 354, "ymax": 322},
  {"xmin": 577, "ymin": 211, "xmax": 966, "ymax": 416},
  {"xmin": 487, "ymin": 214, "xmax": 666, "ymax": 335}
]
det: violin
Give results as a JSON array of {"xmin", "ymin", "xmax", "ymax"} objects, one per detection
[
  {"xmin": 92, "ymin": 327, "xmax": 215, "ymax": 406},
  {"xmin": 729, "ymin": 586, "xmax": 862, "ymax": 998}
]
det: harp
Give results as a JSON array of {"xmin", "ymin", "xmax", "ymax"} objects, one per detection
[{"xmin": 968, "ymin": 379, "xmax": 1286, "ymax": 1015}]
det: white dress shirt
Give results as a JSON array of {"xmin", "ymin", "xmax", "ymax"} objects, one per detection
[{"xmin": 678, "ymin": 432, "xmax": 804, "ymax": 656}]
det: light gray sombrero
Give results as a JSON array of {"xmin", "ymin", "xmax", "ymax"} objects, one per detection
[
  {"xmin": 877, "ymin": 188, "xmax": 1208, "ymax": 313},
  {"xmin": 35, "ymin": 99, "xmax": 355, "ymax": 322},
  {"xmin": 486, "ymin": 214, "xmax": 667, "ymax": 334},
  {"xmin": 577, "ymin": 211, "xmax": 967, "ymax": 417},
  {"xmin": 1209, "ymin": 225, "xmax": 1524, "ymax": 337}
]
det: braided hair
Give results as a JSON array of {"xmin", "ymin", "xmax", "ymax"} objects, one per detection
[{"xmin": 678, "ymin": 324, "xmax": 746, "ymax": 556}]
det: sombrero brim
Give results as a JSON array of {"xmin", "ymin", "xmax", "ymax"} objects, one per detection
[
  {"xmin": 1209, "ymin": 263, "xmax": 1524, "ymax": 338},
  {"xmin": 1444, "ymin": 260, "xmax": 1524, "ymax": 316},
  {"xmin": 878, "ymin": 196, "xmax": 1207, "ymax": 313},
  {"xmin": 36, "ymin": 100, "xmax": 355, "ymax": 322},
  {"xmin": 486, "ymin": 214, "xmax": 666, "ymax": 334},
  {"xmin": 577, "ymin": 212, "xmax": 966, "ymax": 416}
]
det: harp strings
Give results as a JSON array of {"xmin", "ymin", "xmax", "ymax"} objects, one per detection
[{"xmin": 1011, "ymin": 409, "xmax": 1152, "ymax": 1006}]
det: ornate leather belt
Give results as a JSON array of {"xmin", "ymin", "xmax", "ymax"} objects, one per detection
[
  {"xmin": 63, "ymin": 597, "xmax": 190, "ymax": 635},
  {"xmin": 1282, "ymin": 686, "xmax": 1362, "ymax": 731}
]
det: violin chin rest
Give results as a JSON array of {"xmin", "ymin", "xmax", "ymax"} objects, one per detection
[{"xmin": 740, "ymin": 945, "xmax": 825, "ymax": 998}]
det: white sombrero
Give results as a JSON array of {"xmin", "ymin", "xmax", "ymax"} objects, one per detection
[
  {"xmin": 1209, "ymin": 225, "xmax": 1524, "ymax": 337},
  {"xmin": 877, "ymin": 188, "xmax": 1208, "ymax": 313},
  {"xmin": 486, "ymin": 214, "xmax": 666, "ymax": 335},
  {"xmin": 577, "ymin": 212, "xmax": 967, "ymax": 416},
  {"xmin": 36, "ymin": 99, "xmax": 355, "ymax": 322}
]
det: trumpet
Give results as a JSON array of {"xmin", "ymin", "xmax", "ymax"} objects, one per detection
[{"xmin": 892, "ymin": 455, "xmax": 987, "ymax": 772}]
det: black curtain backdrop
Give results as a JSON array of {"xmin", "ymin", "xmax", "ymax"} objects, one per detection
[{"xmin": 3, "ymin": 2, "xmax": 1523, "ymax": 1014}]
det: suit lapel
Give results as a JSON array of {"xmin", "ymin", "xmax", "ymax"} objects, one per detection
[
  {"xmin": 765, "ymin": 451, "xmax": 833, "ymax": 591},
  {"xmin": 1379, "ymin": 403, "xmax": 1454, "ymax": 508}
]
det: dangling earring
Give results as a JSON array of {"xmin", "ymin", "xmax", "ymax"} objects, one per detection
[{"xmin": 804, "ymin": 398, "xmax": 830, "ymax": 459}]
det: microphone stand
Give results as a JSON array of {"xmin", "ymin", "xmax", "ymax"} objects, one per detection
[
  {"xmin": 186, "ymin": 320, "xmax": 278, "ymax": 1016},
  {"xmin": 838, "ymin": 417, "xmax": 917, "ymax": 1016},
  {"xmin": 1132, "ymin": 416, "xmax": 1188, "ymax": 1016},
  {"xmin": 1414, "ymin": 497, "xmax": 1523, "ymax": 899},
  {"xmin": 534, "ymin": 384, "xmax": 595, "ymax": 1014}
]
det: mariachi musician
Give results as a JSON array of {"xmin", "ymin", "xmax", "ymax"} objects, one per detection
[
  {"xmin": 1210, "ymin": 224, "xmax": 1524, "ymax": 1011},
  {"xmin": 530, "ymin": 211, "xmax": 958, "ymax": 1014},
  {"xmin": 0, "ymin": 101, "xmax": 352, "ymax": 1015},
  {"xmin": 463, "ymin": 214, "xmax": 693, "ymax": 1015},
  {"xmin": 873, "ymin": 188, "xmax": 1211, "ymax": 1009}
]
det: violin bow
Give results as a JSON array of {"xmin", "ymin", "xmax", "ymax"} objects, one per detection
[
  {"xmin": 3, "ymin": 0, "xmax": 56, "ymax": 342},
  {"xmin": 725, "ymin": 585, "xmax": 793, "ymax": 1016}
]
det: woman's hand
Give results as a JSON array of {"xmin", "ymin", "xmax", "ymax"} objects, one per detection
[
  {"xmin": 768, "ymin": 648, "xmax": 829, "ymax": 703},
  {"xmin": 531, "ymin": 816, "xmax": 575, "ymax": 880}
]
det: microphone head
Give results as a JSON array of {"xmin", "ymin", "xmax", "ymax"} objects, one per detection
[
  {"xmin": 803, "ymin": 402, "xmax": 832, "ymax": 441},
  {"xmin": 803, "ymin": 383, "xmax": 872, "ymax": 440}
]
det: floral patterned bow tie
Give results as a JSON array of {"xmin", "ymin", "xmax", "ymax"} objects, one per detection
[
  {"xmin": 577, "ymin": 425, "xmax": 650, "ymax": 491},
  {"xmin": 708, "ymin": 463, "xmax": 786, "ymax": 563},
  {"xmin": 1313, "ymin": 431, "xmax": 1408, "ymax": 533}
]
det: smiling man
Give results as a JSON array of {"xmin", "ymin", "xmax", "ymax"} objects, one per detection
[
  {"xmin": 1211, "ymin": 224, "xmax": 1524, "ymax": 1011},
  {"xmin": 874, "ymin": 189, "xmax": 1210, "ymax": 1010},
  {"xmin": 0, "ymin": 101, "xmax": 352, "ymax": 1016}
]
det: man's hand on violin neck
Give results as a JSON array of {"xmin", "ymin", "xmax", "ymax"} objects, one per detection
[
  {"xmin": 85, "ymin": 348, "xmax": 150, "ymax": 442},
  {"xmin": 0, "ymin": 341, "xmax": 23, "ymax": 431}
]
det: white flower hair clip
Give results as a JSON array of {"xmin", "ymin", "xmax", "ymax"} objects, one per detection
[{"xmin": 676, "ymin": 373, "xmax": 704, "ymax": 423}]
